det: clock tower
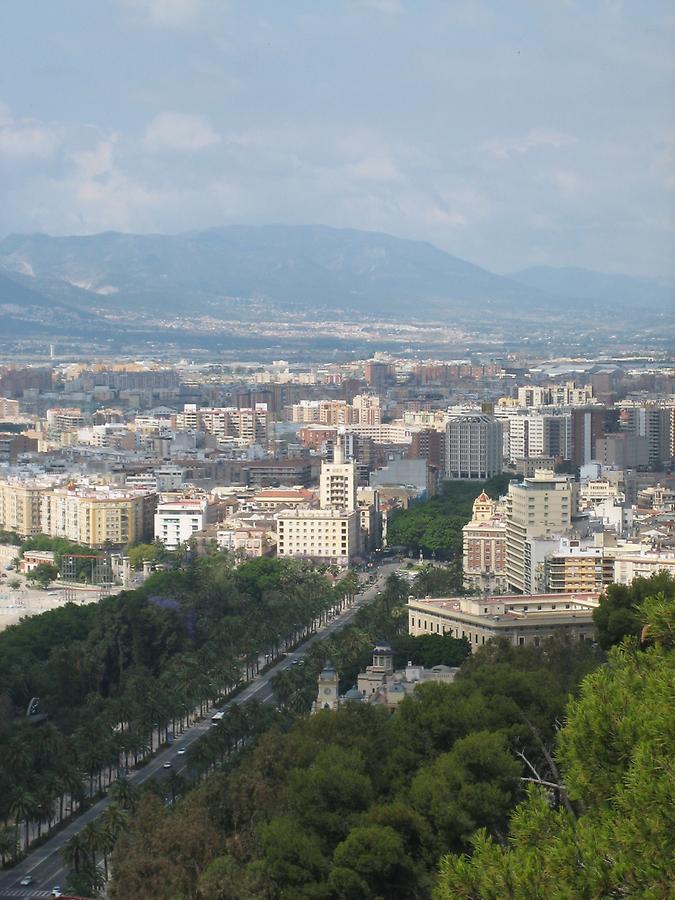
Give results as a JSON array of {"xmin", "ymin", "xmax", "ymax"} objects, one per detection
[{"xmin": 312, "ymin": 661, "xmax": 340, "ymax": 713}]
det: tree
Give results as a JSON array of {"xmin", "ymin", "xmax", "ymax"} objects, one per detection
[
  {"xmin": 330, "ymin": 825, "xmax": 417, "ymax": 900},
  {"xmin": 62, "ymin": 832, "xmax": 89, "ymax": 875},
  {"xmin": 127, "ymin": 543, "xmax": 162, "ymax": 571},
  {"xmin": 247, "ymin": 816, "xmax": 328, "ymax": 897},
  {"xmin": 434, "ymin": 641, "xmax": 675, "ymax": 899},
  {"xmin": 593, "ymin": 571, "xmax": 675, "ymax": 649},
  {"xmin": 411, "ymin": 731, "xmax": 521, "ymax": 853},
  {"xmin": 26, "ymin": 563, "xmax": 59, "ymax": 589}
]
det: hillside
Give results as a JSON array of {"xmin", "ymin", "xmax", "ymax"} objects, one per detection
[
  {"xmin": 4, "ymin": 225, "xmax": 669, "ymax": 329},
  {"xmin": 510, "ymin": 265, "xmax": 674, "ymax": 312}
]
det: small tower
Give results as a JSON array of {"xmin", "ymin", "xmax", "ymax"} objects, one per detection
[
  {"xmin": 370, "ymin": 641, "xmax": 394, "ymax": 676},
  {"xmin": 313, "ymin": 661, "xmax": 340, "ymax": 713},
  {"xmin": 472, "ymin": 491, "xmax": 496, "ymax": 523}
]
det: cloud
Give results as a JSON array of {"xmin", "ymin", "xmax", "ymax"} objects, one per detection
[
  {"xmin": 345, "ymin": 157, "xmax": 403, "ymax": 182},
  {"xmin": 142, "ymin": 112, "xmax": 220, "ymax": 152},
  {"xmin": 361, "ymin": 0, "xmax": 403, "ymax": 13},
  {"xmin": 119, "ymin": 0, "xmax": 203, "ymax": 28},
  {"xmin": 0, "ymin": 103, "xmax": 61, "ymax": 159},
  {"xmin": 482, "ymin": 128, "xmax": 577, "ymax": 159}
]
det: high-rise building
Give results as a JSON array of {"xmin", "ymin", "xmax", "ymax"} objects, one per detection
[
  {"xmin": 571, "ymin": 407, "xmax": 607, "ymax": 468},
  {"xmin": 619, "ymin": 404, "xmax": 673, "ymax": 468},
  {"xmin": 445, "ymin": 414, "xmax": 503, "ymax": 480},
  {"xmin": 320, "ymin": 444, "xmax": 356, "ymax": 511},
  {"xmin": 505, "ymin": 470, "xmax": 577, "ymax": 594}
]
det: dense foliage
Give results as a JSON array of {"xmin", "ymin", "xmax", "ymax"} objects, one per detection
[
  {"xmin": 436, "ymin": 599, "xmax": 675, "ymax": 898},
  {"xmin": 592, "ymin": 570, "xmax": 675, "ymax": 649},
  {"xmin": 0, "ymin": 555, "xmax": 342, "ymax": 859},
  {"xmin": 387, "ymin": 476, "xmax": 511, "ymax": 559},
  {"xmin": 109, "ymin": 636, "xmax": 599, "ymax": 899}
]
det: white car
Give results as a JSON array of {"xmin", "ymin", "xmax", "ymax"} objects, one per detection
[
  {"xmin": 51, "ymin": 888, "xmax": 63, "ymax": 898},
  {"xmin": 19, "ymin": 875, "xmax": 33, "ymax": 886},
  {"xmin": 163, "ymin": 761, "xmax": 172, "ymax": 768},
  {"xmin": 176, "ymin": 747, "xmax": 186, "ymax": 755}
]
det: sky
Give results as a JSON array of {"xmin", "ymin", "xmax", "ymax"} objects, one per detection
[{"xmin": 0, "ymin": 0, "xmax": 673, "ymax": 277}]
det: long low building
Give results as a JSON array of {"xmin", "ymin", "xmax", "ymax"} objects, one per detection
[{"xmin": 408, "ymin": 592, "xmax": 600, "ymax": 651}]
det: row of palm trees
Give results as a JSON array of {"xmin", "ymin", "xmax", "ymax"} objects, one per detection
[{"xmin": 1, "ymin": 565, "xmax": 364, "ymax": 867}]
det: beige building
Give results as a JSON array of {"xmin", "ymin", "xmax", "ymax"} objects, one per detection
[
  {"xmin": 408, "ymin": 592, "xmax": 599, "ymax": 651},
  {"xmin": 505, "ymin": 470, "xmax": 577, "ymax": 594},
  {"xmin": 463, "ymin": 491, "xmax": 507, "ymax": 593},
  {"xmin": 276, "ymin": 507, "xmax": 360, "ymax": 565},
  {"xmin": 42, "ymin": 487, "xmax": 155, "ymax": 548},
  {"xmin": 177, "ymin": 403, "xmax": 270, "ymax": 446},
  {"xmin": 613, "ymin": 551, "xmax": 675, "ymax": 584},
  {"xmin": 545, "ymin": 539, "xmax": 614, "ymax": 593},
  {"xmin": 0, "ymin": 480, "xmax": 46, "ymax": 536}
]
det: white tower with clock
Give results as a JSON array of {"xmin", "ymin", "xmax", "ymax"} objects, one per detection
[{"xmin": 312, "ymin": 661, "xmax": 340, "ymax": 713}]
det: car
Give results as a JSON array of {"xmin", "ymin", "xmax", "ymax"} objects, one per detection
[
  {"xmin": 19, "ymin": 875, "xmax": 33, "ymax": 885},
  {"xmin": 163, "ymin": 761, "xmax": 172, "ymax": 768},
  {"xmin": 51, "ymin": 887, "xmax": 63, "ymax": 898},
  {"xmin": 176, "ymin": 747, "xmax": 186, "ymax": 755}
]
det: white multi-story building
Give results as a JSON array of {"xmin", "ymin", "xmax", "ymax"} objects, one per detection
[
  {"xmin": 320, "ymin": 445, "xmax": 357, "ymax": 511},
  {"xmin": 502, "ymin": 413, "xmax": 572, "ymax": 464},
  {"xmin": 154, "ymin": 498, "xmax": 211, "ymax": 549},
  {"xmin": 445, "ymin": 414, "xmax": 503, "ymax": 480}
]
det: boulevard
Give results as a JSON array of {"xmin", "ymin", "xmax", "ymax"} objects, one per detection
[{"xmin": 0, "ymin": 563, "xmax": 398, "ymax": 899}]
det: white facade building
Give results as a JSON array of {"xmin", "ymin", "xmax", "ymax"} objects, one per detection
[{"xmin": 154, "ymin": 498, "xmax": 210, "ymax": 549}]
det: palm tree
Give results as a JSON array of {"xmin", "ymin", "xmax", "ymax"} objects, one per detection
[
  {"xmin": 108, "ymin": 776, "xmax": 138, "ymax": 812},
  {"xmin": 62, "ymin": 831, "xmax": 88, "ymax": 875},
  {"xmin": 101, "ymin": 802, "xmax": 128, "ymax": 844},
  {"xmin": 10, "ymin": 788, "xmax": 38, "ymax": 851},
  {"xmin": 81, "ymin": 820, "xmax": 101, "ymax": 872},
  {"xmin": 0, "ymin": 826, "xmax": 17, "ymax": 866}
]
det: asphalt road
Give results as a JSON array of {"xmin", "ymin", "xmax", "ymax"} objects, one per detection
[{"xmin": 0, "ymin": 563, "xmax": 398, "ymax": 899}]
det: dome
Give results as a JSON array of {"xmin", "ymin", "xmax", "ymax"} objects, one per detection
[{"xmin": 343, "ymin": 686, "xmax": 365, "ymax": 702}]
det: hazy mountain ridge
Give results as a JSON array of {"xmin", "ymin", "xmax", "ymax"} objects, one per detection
[
  {"xmin": 0, "ymin": 226, "xmax": 671, "ymax": 339},
  {"xmin": 510, "ymin": 265, "xmax": 673, "ymax": 310}
]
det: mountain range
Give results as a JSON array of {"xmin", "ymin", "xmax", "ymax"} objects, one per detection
[{"xmin": 0, "ymin": 225, "xmax": 671, "ymax": 340}]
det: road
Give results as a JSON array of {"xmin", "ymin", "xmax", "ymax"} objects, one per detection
[{"xmin": 0, "ymin": 563, "xmax": 397, "ymax": 899}]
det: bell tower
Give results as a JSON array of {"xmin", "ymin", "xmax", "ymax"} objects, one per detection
[{"xmin": 312, "ymin": 661, "xmax": 340, "ymax": 713}]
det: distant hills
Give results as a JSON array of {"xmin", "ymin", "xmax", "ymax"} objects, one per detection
[
  {"xmin": 510, "ymin": 265, "xmax": 674, "ymax": 311},
  {"xmin": 0, "ymin": 225, "xmax": 672, "ymax": 339}
]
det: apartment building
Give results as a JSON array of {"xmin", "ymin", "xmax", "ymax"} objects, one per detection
[
  {"xmin": 46, "ymin": 407, "xmax": 86, "ymax": 431},
  {"xmin": 0, "ymin": 480, "xmax": 46, "ymax": 536},
  {"xmin": 41, "ymin": 486, "xmax": 156, "ymax": 547},
  {"xmin": 545, "ymin": 539, "xmax": 614, "ymax": 593},
  {"xmin": 276, "ymin": 507, "xmax": 360, "ymax": 564},
  {"xmin": 176, "ymin": 403, "xmax": 270, "ymax": 445},
  {"xmin": 154, "ymin": 497, "xmax": 214, "ymax": 549},
  {"xmin": 505, "ymin": 470, "xmax": 577, "ymax": 594}
]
